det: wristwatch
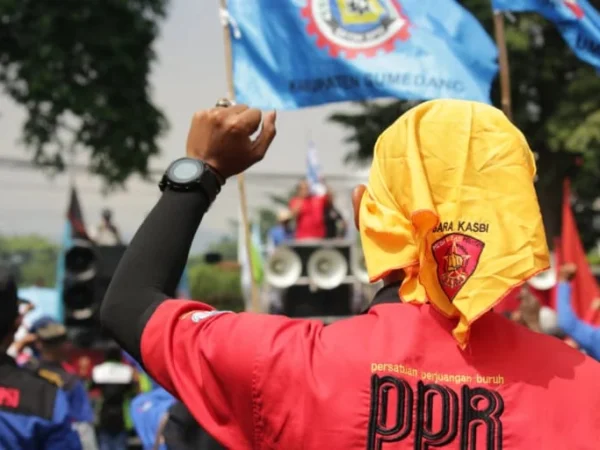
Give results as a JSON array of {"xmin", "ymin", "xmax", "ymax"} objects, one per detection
[{"xmin": 159, "ymin": 158, "xmax": 224, "ymax": 205}]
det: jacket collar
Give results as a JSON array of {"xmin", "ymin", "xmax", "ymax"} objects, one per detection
[{"xmin": 362, "ymin": 282, "xmax": 402, "ymax": 313}]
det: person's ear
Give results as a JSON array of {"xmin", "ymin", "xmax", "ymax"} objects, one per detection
[{"xmin": 352, "ymin": 184, "xmax": 367, "ymax": 231}]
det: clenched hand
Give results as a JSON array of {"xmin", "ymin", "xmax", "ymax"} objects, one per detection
[{"xmin": 185, "ymin": 104, "xmax": 277, "ymax": 179}]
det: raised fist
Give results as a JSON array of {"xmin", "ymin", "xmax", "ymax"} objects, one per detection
[
  {"xmin": 185, "ymin": 104, "xmax": 277, "ymax": 179},
  {"xmin": 558, "ymin": 263, "xmax": 577, "ymax": 282}
]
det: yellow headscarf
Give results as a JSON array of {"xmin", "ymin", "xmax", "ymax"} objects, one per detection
[{"xmin": 360, "ymin": 99, "xmax": 549, "ymax": 348}]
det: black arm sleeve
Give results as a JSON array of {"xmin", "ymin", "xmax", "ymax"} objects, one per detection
[{"xmin": 100, "ymin": 189, "xmax": 210, "ymax": 362}]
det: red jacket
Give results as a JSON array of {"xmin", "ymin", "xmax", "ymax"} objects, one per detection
[
  {"xmin": 289, "ymin": 195, "xmax": 327, "ymax": 239},
  {"xmin": 140, "ymin": 284, "xmax": 600, "ymax": 449}
]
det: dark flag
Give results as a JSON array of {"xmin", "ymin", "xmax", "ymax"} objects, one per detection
[{"xmin": 67, "ymin": 186, "xmax": 89, "ymax": 240}]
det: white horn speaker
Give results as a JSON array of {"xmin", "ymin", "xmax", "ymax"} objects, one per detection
[
  {"xmin": 351, "ymin": 246, "xmax": 370, "ymax": 284},
  {"xmin": 265, "ymin": 247, "xmax": 302, "ymax": 289},
  {"xmin": 528, "ymin": 252, "xmax": 556, "ymax": 291},
  {"xmin": 307, "ymin": 248, "xmax": 348, "ymax": 290}
]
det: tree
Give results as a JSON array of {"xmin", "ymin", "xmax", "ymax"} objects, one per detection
[
  {"xmin": 0, "ymin": 235, "xmax": 59, "ymax": 286},
  {"xmin": 329, "ymin": 1, "xmax": 600, "ymax": 248},
  {"xmin": 0, "ymin": 0, "xmax": 169, "ymax": 187}
]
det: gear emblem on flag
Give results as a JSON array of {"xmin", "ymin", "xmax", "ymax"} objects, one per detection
[{"xmin": 301, "ymin": 0, "xmax": 411, "ymax": 59}]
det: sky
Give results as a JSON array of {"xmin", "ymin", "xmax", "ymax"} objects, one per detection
[{"xmin": 0, "ymin": 0, "xmax": 368, "ymax": 253}]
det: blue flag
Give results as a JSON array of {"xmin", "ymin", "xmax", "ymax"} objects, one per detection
[
  {"xmin": 306, "ymin": 141, "xmax": 326, "ymax": 195},
  {"xmin": 227, "ymin": 0, "xmax": 498, "ymax": 109},
  {"xmin": 493, "ymin": 0, "xmax": 600, "ymax": 69}
]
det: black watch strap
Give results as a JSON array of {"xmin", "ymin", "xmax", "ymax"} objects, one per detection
[{"xmin": 159, "ymin": 158, "xmax": 223, "ymax": 205}]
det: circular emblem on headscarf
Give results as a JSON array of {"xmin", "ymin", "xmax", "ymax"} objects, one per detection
[
  {"xmin": 302, "ymin": 0, "xmax": 411, "ymax": 58},
  {"xmin": 432, "ymin": 233, "xmax": 485, "ymax": 301}
]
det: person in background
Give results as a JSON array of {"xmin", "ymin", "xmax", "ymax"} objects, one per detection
[
  {"xmin": 289, "ymin": 179, "xmax": 328, "ymax": 240},
  {"xmin": 511, "ymin": 285, "xmax": 542, "ymax": 332},
  {"xmin": 509, "ymin": 285, "xmax": 563, "ymax": 337},
  {"xmin": 0, "ymin": 268, "xmax": 82, "ymax": 449},
  {"xmin": 323, "ymin": 190, "xmax": 347, "ymax": 239},
  {"xmin": 130, "ymin": 387, "xmax": 175, "ymax": 450},
  {"xmin": 7, "ymin": 299, "xmax": 36, "ymax": 365},
  {"xmin": 556, "ymin": 263, "xmax": 600, "ymax": 360},
  {"xmin": 77, "ymin": 356, "xmax": 93, "ymax": 384},
  {"xmin": 26, "ymin": 317, "xmax": 97, "ymax": 449},
  {"xmin": 265, "ymin": 209, "xmax": 295, "ymax": 314},
  {"xmin": 92, "ymin": 345, "xmax": 136, "ymax": 450},
  {"xmin": 92, "ymin": 208, "xmax": 123, "ymax": 246},
  {"xmin": 267, "ymin": 209, "xmax": 294, "ymax": 250},
  {"xmin": 162, "ymin": 401, "xmax": 224, "ymax": 450}
]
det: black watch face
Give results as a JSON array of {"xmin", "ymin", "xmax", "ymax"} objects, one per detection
[{"xmin": 168, "ymin": 159, "xmax": 203, "ymax": 184}]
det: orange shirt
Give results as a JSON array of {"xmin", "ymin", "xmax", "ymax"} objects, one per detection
[{"xmin": 140, "ymin": 284, "xmax": 600, "ymax": 449}]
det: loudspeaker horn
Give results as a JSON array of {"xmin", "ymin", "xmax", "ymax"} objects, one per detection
[
  {"xmin": 307, "ymin": 248, "xmax": 348, "ymax": 290},
  {"xmin": 351, "ymin": 246, "xmax": 370, "ymax": 284},
  {"xmin": 65, "ymin": 239, "xmax": 97, "ymax": 282},
  {"xmin": 265, "ymin": 247, "xmax": 302, "ymax": 289}
]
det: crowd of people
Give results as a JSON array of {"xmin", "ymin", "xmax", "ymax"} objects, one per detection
[
  {"xmin": 1, "ymin": 99, "xmax": 600, "ymax": 448},
  {"xmin": 0, "ymin": 266, "xmax": 224, "ymax": 450}
]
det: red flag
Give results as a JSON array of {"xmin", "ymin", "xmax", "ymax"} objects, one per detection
[
  {"xmin": 67, "ymin": 186, "xmax": 90, "ymax": 240},
  {"xmin": 558, "ymin": 179, "xmax": 600, "ymax": 324}
]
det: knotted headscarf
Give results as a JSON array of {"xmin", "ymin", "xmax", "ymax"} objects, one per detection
[{"xmin": 360, "ymin": 100, "xmax": 549, "ymax": 348}]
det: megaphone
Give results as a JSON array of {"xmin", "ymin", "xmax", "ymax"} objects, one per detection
[
  {"xmin": 307, "ymin": 248, "xmax": 348, "ymax": 290},
  {"xmin": 351, "ymin": 246, "xmax": 370, "ymax": 284},
  {"xmin": 265, "ymin": 247, "xmax": 302, "ymax": 289},
  {"xmin": 528, "ymin": 253, "xmax": 556, "ymax": 291}
]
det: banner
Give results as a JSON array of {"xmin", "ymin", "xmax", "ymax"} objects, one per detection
[
  {"xmin": 227, "ymin": 0, "xmax": 498, "ymax": 109},
  {"xmin": 557, "ymin": 179, "xmax": 600, "ymax": 324},
  {"xmin": 493, "ymin": 0, "xmax": 600, "ymax": 70},
  {"xmin": 306, "ymin": 141, "xmax": 326, "ymax": 196}
]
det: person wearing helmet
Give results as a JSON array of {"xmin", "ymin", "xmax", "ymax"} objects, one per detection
[{"xmin": 102, "ymin": 101, "xmax": 600, "ymax": 449}]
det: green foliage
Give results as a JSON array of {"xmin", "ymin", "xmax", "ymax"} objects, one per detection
[
  {"xmin": 588, "ymin": 252, "xmax": 600, "ymax": 266},
  {"xmin": 0, "ymin": 0, "xmax": 169, "ymax": 187},
  {"xmin": 0, "ymin": 235, "xmax": 58, "ymax": 286},
  {"xmin": 188, "ymin": 263, "xmax": 244, "ymax": 312},
  {"xmin": 329, "ymin": 2, "xmax": 600, "ymax": 247},
  {"xmin": 256, "ymin": 208, "xmax": 278, "ymax": 243},
  {"xmin": 205, "ymin": 236, "xmax": 238, "ymax": 261},
  {"xmin": 329, "ymin": 101, "xmax": 418, "ymax": 165}
]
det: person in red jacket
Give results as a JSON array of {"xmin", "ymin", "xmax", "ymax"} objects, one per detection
[
  {"xmin": 102, "ymin": 100, "xmax": 600, "ymax": 450},
  {"xmin": 289, "ymin": 178, "xmax": 328, "ymax": 240}
]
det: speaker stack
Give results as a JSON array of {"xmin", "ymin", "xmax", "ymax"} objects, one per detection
[
  {"xmin": 62, "ymin": 242, "xmax": 127, "ymax": 345},
  {"xmin": 265, "ymin": 239, "xmax": 370, "ymax": 319}
]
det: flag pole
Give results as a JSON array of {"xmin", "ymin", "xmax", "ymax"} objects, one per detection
[
  {"xmin": 492, "ymin": 10, "xmax": 513, "ymax": 121},
  {"xmin": 220, "ymin": 0, "xmax": 261, "ymax": 314}
]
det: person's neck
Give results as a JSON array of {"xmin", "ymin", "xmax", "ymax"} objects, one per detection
[{"xmin": 382, "ymin": 270, "xmax": 405, "ymax": 286}]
